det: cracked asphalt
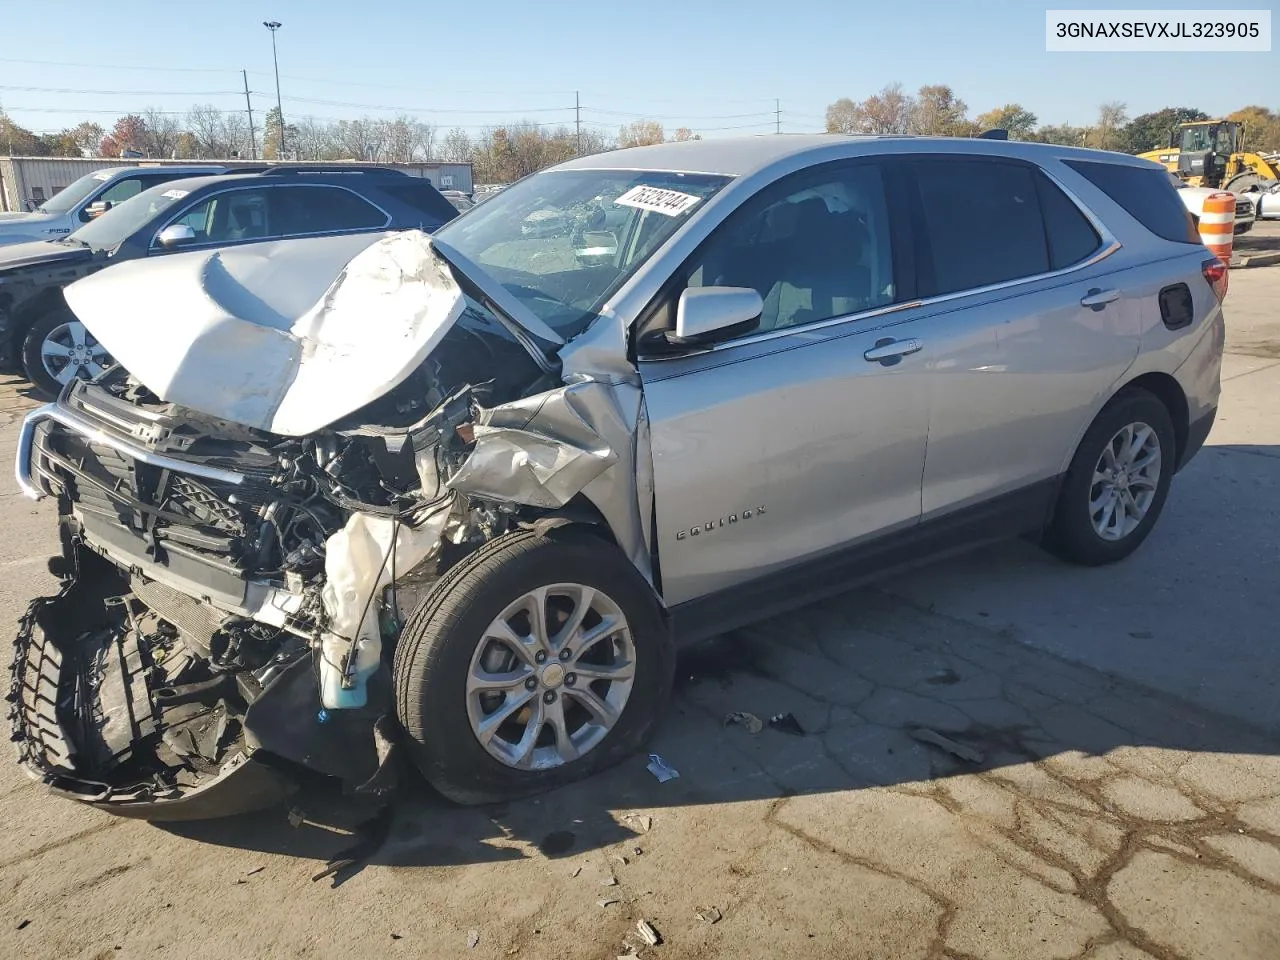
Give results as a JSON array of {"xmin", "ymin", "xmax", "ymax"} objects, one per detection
[{"xmin": 2, "ymin": 233, "xmax": 1279, "ymax": 960}]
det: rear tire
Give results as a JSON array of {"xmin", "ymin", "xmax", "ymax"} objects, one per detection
[
  {"xmin": 393, "ymin": 527, "xmax": 673, "ymax": 805},
  {"xmin": 1044, "ymin": 389, "xmax": 1177, "ymax": 566}
]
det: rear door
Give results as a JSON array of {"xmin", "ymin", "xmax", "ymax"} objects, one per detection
[
  {"xmin": 638, "ymin": 159, "xmax": 932, "ymax": 606},
  {"xmin": 901, "ymin": 156, "xmax": 1142, "ymax": 519}
]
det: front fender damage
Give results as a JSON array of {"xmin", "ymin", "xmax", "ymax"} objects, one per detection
[{"xmin": 11, "ymin": 236, "xmax": 657, "ymax": 820}]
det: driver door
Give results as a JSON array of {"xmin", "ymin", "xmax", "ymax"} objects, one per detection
[{"xmin": 637, "ymin": 160, "xmax": 931, "ymax": 609}]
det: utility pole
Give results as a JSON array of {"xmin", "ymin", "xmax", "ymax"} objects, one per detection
[
  {"xmin": 242, "ymin": 70, "xmax": 257, "ymax": 160},
  {"xmin": 775, "ymin": 99, "xmax": 781, "ymax": 134},
  {"xmin": 575, "ymin": 91, "xmax": 582, "ymax": 156},
  {"xmin": 263, "ymin": 20, "xmax": 285, "ymax": 159}
]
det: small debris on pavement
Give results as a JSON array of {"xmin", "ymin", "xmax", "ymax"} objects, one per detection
[
  {"xmin": 695, "ymin": 906, "xmax": 723, "ymax": 924},
  {"xmin": 467, "ymin": 930, "xmax": 480, "ymax": 949},
  {"xmin": 287, "ymin": 807, "xmax": 306, "ymax": 828},
  {"xmin": 611, "ymin": 854, "xmax": 629, "ymax": 865},
  {"xmin": 626, "ymin": 814, "xmax": 653, "ymax": 832},
  {"xmin": 647, "ymin": 754, "xmax": 680, "ymax": 782},
  {"xmin": 599, "ymin": 897, "xmax": 621, "ymax": 908},
  {"xmin": 246, "ymin": 866, "xmax": 265, "ymax": 876},
  {"xmin": 633, "ymin": 846, "xmax": 644, "ymax": 856},
  {"xmin": 569, "ymin": 865, "xmax": 583, "ymax": 878},
  {"xmin": 16, "ymin": 919, "xmax": 31, "ymax": 931},
  {"xmin": 601, "ymin": 876, "xmax": 619, "ymax": 886},
  {"xmin": 910, "ymin": 727, "xmax": 985, "ymax": 764},
  {"xmin": 768, "ymin": 712, "xmax": 805, "ymax": 736},
  {"xmin": 723, "ymin": 711, "xmax": 763, "ymax": 734},
  {"xmin": 390, "ymin": 933, "xmax": 402, "ymax": 940},
  {"xmin": 636, "ymin": 920, "xmax": 662, "ymax": 946}
]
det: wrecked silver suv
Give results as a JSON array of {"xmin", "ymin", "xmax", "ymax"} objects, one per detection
[{"xmin": 9, "ymin": 137, "xmax": 1223, "ymax": 818}]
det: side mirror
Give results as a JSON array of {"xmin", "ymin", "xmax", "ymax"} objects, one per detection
[
  {"xmin": 155, "ymin": 223, "xmax": 197, "ymax": 248},
  {"xmin": 670, "ymin": 286, "xmax": 763, "ymax": 346},
  {"xmin": 86, "ymin": 200, "xmax": 112, "ymax": 219}
]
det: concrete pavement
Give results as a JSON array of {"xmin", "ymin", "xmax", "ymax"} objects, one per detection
[{"xmin": 1, "ymin": 256, "xmax": 1278, "ymax": 960}]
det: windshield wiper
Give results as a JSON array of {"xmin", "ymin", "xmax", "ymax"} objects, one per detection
[{"xmin": 57, "ymin": 236, "xmax": 91, "ymax": 248}]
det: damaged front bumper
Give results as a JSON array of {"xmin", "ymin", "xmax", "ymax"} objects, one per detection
[{"xmin": 8, "ymin": 541, "xmax": 395, "ymax": 820}]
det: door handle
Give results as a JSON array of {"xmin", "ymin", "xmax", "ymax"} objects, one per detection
[
  {"xmin": 863, "ymin": 337, "xmax": 923, "ymax": 364},
  {"xmin": 1080, "ymin": 287, "xmax": 1120, "ymax": 309}
]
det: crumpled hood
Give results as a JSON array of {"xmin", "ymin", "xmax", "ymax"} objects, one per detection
[{"xmin": 62, "ymin": 230, "xmax": 467, "ymax": 436}]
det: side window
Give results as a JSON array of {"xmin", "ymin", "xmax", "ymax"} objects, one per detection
[
  {"xmin": 168, "ymin": 189, "xmax": 271, "ymax": 244},
  {"xmin": 1035, "ymin": 172, "xmax": 1101, "ymax": 270},
  {"xmin": 683, "ymin": 163, "xmax": 896, "ymax": 334},
  {"xmin": 268, "ymin": 185, "xmax": 387, "ymax": 237},
  {"xmin": 99, "ymin": 177, "xmax": 145, "ymax": 205},
  {"xmin": 911, "ymin": 159, "xmax": 1049, "ymax": 296}
]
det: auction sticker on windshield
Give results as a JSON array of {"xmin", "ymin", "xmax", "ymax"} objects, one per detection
[
  {"xmin": 161, "ymin": 189, "xmax": 189, "ymax": 199},
  {"xmin": 615, "ymin": 185, "xmax": 701, "ymax": 216}
]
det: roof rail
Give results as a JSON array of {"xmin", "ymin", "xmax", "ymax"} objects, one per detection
[
  {"xmin": 233, "ymin": 164, "xmax": 410, "ymax": 176},
  {"xmin": 977, "ymin": 128, "xmax": 1009, "ymax": 141}
]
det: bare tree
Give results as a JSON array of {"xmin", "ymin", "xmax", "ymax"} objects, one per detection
[
  {"xmin": 140, "ymin": 109, "xmax": 181, "ymax": 158},
  {"xmin": 1092, "ymin": 101, "xmax": 1129, "ymax": 151},
  {"xmin": 825, "ymin": 98, "xmax": 859, "ymax": 134},
  {"xmin": 440, "ymin": 127, "xmax": 473, "ymax": 163},
  {"xmin": 68, "ymin": 121, "xmax": 105, "ymax": 157}
]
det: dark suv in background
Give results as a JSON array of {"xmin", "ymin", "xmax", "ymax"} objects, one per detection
[{"xmin": 0, "ymin": 166, "xmax": 458, "ymax": 396}]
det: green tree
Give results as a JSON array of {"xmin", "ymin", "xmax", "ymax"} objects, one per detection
[
  {"xmin": 911, "ymin": 85, "xmax": 969, "ymax": 136},
  {"xmin": 1035, "ymin": 124, "xmax": 1090, "ymax": 147},
  {"xmin": 1119, "ymin": 107, "xmax": 1208, "ymax": 154},
  {"xmin": 0, "ymin": 110, "xmax": 43, "ymax": 155},
  {"xmin": 1228, "ymin": 105, "xmax": 1280, "ymax": 153}
]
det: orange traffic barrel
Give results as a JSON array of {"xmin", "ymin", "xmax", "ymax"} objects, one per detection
[{"xmin": 1199, "ymin": 192, "xmax": 1235, "ymax": 266}]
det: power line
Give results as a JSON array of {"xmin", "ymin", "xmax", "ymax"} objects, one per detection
[
  {"xmin": 0, "ymin": 84, "xmax": 242, "ymax": 96},
  {"xmin": 0, "ymin": 56, "xmax": 238, "ymax": 73}
]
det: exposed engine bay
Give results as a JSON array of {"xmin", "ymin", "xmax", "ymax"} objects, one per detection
[{"xmin": 9, "ymin": 231, "xmax": 649, "ymax": 817}]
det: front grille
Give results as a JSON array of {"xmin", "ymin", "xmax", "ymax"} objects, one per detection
[
  {"xmin": 34, "ymin": 419, "xmax": 274, "ymax": 573},
  {"xmin": 1236, "ymin": 200, "xmax": 1252, "ymax": 217}
]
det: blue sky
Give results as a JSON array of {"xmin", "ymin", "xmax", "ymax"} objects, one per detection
[{"xmin": 1, "ymin": 0, "xmax": 1275, "ymax": 138}]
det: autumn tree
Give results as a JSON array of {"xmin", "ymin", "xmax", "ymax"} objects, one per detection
[
  {"xmin": 911, "ymin": 85, "xmax": 969, "ymax": 136},
  {"xmin": 99, "ymin": 114, "xmax": 147, "ymax": 156},
  {"xmin": 672, "ymin": 127, "xmax": 700, "ymax": 141},
  {"xmin": 67, "ymin": 121, "xmax": 104, "ymax": 156},
  {"xmin": 0, "ymin": 111, "xmax": 43, "ymax": 155},
  {"xmin": 1228, "ymin": 105, "xmax": 1280, "ymax": 153},
  {"xmin": 975, "ymin": 104, "xmax": 1038, "ymax": 140},
  {"xmin": 618, "ymin": 120, "xmax": 664, "ymax": 148}
]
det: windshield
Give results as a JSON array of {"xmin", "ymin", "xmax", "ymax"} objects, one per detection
[
  {"xmin": 433, "ymin": 169, "xmax": 730, "ymax": 339},
  {"xmin": 67, "ymin": 182, "xmax": 193, "ymax": 251},
  {"xmin": 38, "ymin": 170, "xmax": 116, "ymax": 215}
]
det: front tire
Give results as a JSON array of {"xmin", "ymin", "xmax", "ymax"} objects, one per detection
[
  {"xmin": 393, "ymin": 527, "xmax": 673, "ymax": 805},
  {"xmin": 1044, "ymin": 389, "xmax": 1177, "ymax": 566}
]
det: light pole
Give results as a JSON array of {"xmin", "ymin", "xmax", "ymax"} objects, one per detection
[{"xmin": 263, "ymin": 20, "xmax": 286, "ymax": 159}]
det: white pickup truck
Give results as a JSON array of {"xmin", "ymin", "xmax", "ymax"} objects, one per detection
[
  {"xmin": 1168, "ymin": 172, "xmax": 1255, "ymax": 234},
  {"xmin": 0, "ymin": 165, "xmax": 224, "ymax": 247}
]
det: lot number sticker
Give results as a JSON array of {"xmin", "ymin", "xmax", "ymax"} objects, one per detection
[{"xmin": 615, "ymin": 185, "xmax": 701, "ymax": 216}]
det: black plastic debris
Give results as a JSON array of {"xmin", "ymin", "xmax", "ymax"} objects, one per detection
[{"xmin": 768, "ymin": 712, "xmax": 805, "ymax": 736}]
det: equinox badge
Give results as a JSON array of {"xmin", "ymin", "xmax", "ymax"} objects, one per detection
[{"xmin": 675, "ymin": 506, "xmax": 766, "ymax": 541}]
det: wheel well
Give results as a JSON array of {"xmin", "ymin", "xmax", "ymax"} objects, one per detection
[
  {"xmin": 1118, "ymin": 372, "xmax": 1189, "ymax": 462},
  {"xmin": 11, "ymin": 288, "xmax": 67, "ymax": 345}
]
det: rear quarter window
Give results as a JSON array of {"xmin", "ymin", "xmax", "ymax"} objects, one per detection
[
  {"xmin": 1035, "ymin": 172, "xmax": 1102, "ymax": 269},
  {"xmin": 377, "ymin": 181, "xmax": 458, "ymax": 224},
  {"xmin": 1063, "ymin": 160, "xmax": 1198, "ymax": 244}
]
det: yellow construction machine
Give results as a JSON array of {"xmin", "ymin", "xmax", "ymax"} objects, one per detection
[{"xmin": 1138, "ymin": 119, "xmax": 1280, "ymax": 194}]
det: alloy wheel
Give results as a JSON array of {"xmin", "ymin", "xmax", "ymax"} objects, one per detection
[
  {"xmin": 1089, "ymin": 421, "xmax": 1161, "ymax": 541},
  {"xmin": 466, "ymin": 583, "xmax": 636, "ymax": 770}
]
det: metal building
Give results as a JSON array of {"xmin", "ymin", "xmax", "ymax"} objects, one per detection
[{"xmin": 0, "ymin": 157, "xmax": 475, "ymax": 212}]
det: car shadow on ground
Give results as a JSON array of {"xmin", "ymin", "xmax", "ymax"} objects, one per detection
[{"xmin": 163, "ymin": 554, "xmax": 1280, "ymax": 884}]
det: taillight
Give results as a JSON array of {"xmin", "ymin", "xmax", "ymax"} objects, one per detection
[{"xmin": 1202, "ymin": 257, "xmax": 1228, "ymax": 301}]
